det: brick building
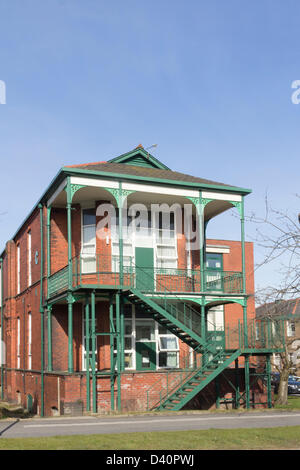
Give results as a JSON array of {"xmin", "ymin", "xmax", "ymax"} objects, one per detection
[{"xmin": 0, "ymin": 146, "xmax": 282, "ymax": 416}]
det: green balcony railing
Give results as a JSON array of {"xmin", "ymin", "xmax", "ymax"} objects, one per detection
[{"xmin": 47, "ymin": 254, "xmax": 243, "ymax": 298}]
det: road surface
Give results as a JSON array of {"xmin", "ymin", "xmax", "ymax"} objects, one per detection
[{"xmin": 0, "ymin": 411, "xmax": 300, "ymax": 439}]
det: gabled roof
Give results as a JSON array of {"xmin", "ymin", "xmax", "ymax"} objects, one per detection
[
  {"xmin": 108, "ymin": 145, "xmax": 170, "ymax": 170},
  {"xmin": 256, "ymin": 298, "xmax": 300, "ymax": 319}
]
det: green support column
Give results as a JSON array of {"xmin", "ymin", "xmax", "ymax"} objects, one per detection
[
  {"xmin": 47, "ymin": 305, "xmax": 52, "ymax": 371},
  {"xmin": 243, "ymin": 302, "xmax": 248, "ymax": 349},
  {"xmin": 266, "ymin": 354, "xmax": 272, "ymax": 408},
  {"xmin": 116, "ymin": 292, "xmax": 121, "ymax": 411},
  {"xmin": 201, "ymin": 298, "xmax": 206, "ymax": 342},
  {"xmin": 85, "ymin": 298, "xmax": 90, "ymax": 412},
  {"xmin": 67, "ymin": 294, "xmax": 73, "ymax": 373},
  {"xmin": 198, "ymin": 192, "xmax": 205, "ymax": 292},
  {"xmin": 240, "ymin": 197, "xmax": 246, "ymax": 294},
  {"xmin": 235, "ymin": 358, "xmax": 240, "ymax": 409},
  {"xmin": 109, "ymin": 295, "xmax": 115, "ymax": 411},
  {"xmin": 215, "ymin": 376, "xmax": 220, "ymax": 409},
  {"xmin": 120, "ymin": 296, "xmax": 125, "ymax": 371},
  {"xmin": 118, "ymin": 183, "xmax": 124, "ymax": 286},
  {"xmin": 66, "ymin": 177, "xmax": 73, "ymax": 290},
  {"xmin": 91, "ymin": 291, "xmax": 97, "ymax": 413},
  {"xmin": 245, "ymin": 355, "xmax": 250, "ymax": 409}
]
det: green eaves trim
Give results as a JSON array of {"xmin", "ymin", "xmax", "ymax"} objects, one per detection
[
  {"xmin": 108, "ymin": 148, "xmax": 171, "ymax": 170},
  {"xmin": 62, "ymin": 166, "xmax": 252, "ymax": 195}
]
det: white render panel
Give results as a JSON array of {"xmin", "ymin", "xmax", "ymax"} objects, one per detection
[
  {"xmin": 70, "ymin": 176, "xmax": 118, "ymax": 189},
  {"xmin": 122, "ymin": 182, "xmax": 199, "ymax": 198},
  {"xmin": 202, "ymin": 191, "xmax": 242, "ymax": 202},
  {"xmin": 206, "ymin": 245, "xmax": 230, "ymax": 254}
]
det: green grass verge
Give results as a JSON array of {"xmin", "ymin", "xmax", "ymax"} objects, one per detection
[
  {"xmin": 1, "ymin": 426, "xmax": 300, "ymax": 450},
  {"xmin": 274, "ymin": 395, "xmax": 300, "ymax": 410}
]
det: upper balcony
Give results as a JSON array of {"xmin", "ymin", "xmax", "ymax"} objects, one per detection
[{"xmin": 48, "ymin": 253, "xmax": 244, "ymax": 299}]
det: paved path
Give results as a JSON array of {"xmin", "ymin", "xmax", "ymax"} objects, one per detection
[{"xmin": 1, "ymin": 411, "xmax": 300, "ymax": 439}]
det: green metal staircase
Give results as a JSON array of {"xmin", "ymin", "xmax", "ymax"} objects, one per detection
[
  {"xmin": 123, "ymin": 265, "xmax": 242, "ymax": 411},
  {"xmin": 156, "ymin": 349, "xmax": 241, "ymax": 411},
  {"xmin": 125, "ymin": 288, "xmax": 209, "ymax": 351}
]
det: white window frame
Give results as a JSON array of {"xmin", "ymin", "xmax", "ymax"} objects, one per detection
[
  {"xmin": 28, "ymin": 312, "xmax": 32, "ymax": 369},
  {"xmin": 81, "ymin": 207, "xmax": 97, "ymax": 274},
  {"xmin": 17, "ymin": 317, "xmax": 20, "ymax": 369},
  {"xmin": 287, "ymin": 320, "xmax": 296, "ymax": 337},
  {"xmin": 17, "ymin": 244, "xmax": 20, "ymax": 294},
  {"xmin": 27, "ymin": 230, "xmax": 32, "ymax": 287}
]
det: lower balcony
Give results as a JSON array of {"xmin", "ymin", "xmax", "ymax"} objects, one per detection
[{"xmin": 48, "ymin": 254, "xmax": 244, "ymax": 299}]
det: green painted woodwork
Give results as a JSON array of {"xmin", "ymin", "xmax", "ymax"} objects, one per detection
[
  {"xmin": 136, "ymin": 342, "xmax": 156, "ymax": 371},
  {"xmin": 38, "ymin": 204, "xmax": 45, "ymax": 417},
  {"xmin": 91, "ymin": 291, "xmax": 97, "ymax": 413},
  {"xmin": 67, "ymin": 294, "xmax": 74, "ymax": 373},
  {"xmin": 85, "ymin": 299, "xmax": 90, "ymax": 412},
  {"xmin": 108, "ymin": 147, "xmax": 170, "ymax": 170},
  {"xmin": 135, "ymin": 247, "xmax": 155, "ymax": 291}
]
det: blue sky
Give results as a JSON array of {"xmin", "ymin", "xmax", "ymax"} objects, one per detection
[{"xmin": 0, "ymin": 0, "xmax": 299, "ymax": 293}]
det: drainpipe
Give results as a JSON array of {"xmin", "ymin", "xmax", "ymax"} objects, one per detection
[{"xmin": 38, "ymin": 204, "xmax": 45, "ymax": 417}]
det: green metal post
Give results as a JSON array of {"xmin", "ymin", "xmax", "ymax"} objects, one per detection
[
  {"xmin": 243, "ymin": 302, "xmax": 248, "ymax": 349},
  {"xmin": 47, "ymin": 305, "xmax": 52, "ymax": 371},
  {"xmin": 85, "ymin": 298, "xmax": 90, "ymax": 412},
  {"xmin": 67, "ymin": 294, "xmax": 73, "ymax": 373},
  {"xmin": 198, "ymin": 191, "xmax": 205, "ymax": 292},
  {"xmin": 235, "ymin": 358, "xmax": 240, "ymax": 409},
  {"xmin": 66, "ymin": 177, "xmax": 73, "ymax": 290},
  {"xmin": 120, "ymin": 296, "xmax": 125, "ymax": 371},
  {"xmin": 118, "ymin": 183, "xmax": 124, "ymax": 287},
  {"xmin": 245, "ymin": 355, "xmax": 250, "ymax": 409},
  {"xmin": 241, "ymin": 197, "xmax": 246, "ymax": 294},
  {"xmin": 215, "ymin": 376, "xmax": 220, "ymax": 409},
  {"xmin": 116, "ymin": 292, "xmax": 121, "ymax": 411},
  {"xmin": 266, "ymin": 354, "xmax": 272, "ymax": 408},
  {"xmin": 109, "ymin": 295, "xmax": 115, "ymax": 411},
  {"xmin": 91, "ymin": 291, "xmax": 97, "ymax": 413}
]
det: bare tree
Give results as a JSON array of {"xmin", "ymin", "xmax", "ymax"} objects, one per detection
[{"xmin": 248, "ymin": 196, "xmax": 300, "ymax": 405}]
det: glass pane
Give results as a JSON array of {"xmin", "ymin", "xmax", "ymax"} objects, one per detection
[
  {"xmin": 124, "ymin": 353, "xmax": 133, "ymax": 369},
  {"xmin": 125, "ymin": 337, "xmax": 132, "ymax": 350},
  {"xmin": 82, "ymin": 258, "xmax": 96, "ymax": 274},
  {"xmin": 159, "ymin": 352, "xmax": 178, "ymax": 368},
  {"xmin": 159, "ymin": 336, "xmax": 177, "ymax": 350},
  {"xmin": 83, "ymin": 225, "xmax": 96, "ymax": 245},
  {"xmin": 136, "ymin": 322, "xmax": 155, "ymax": 341},
  {"xmin": 124, "ymin": 320, "xmax": 132, "ymax": 336},
  {"xmin": 206, "ymin": 254, "xmax": 222, "ymax": 269},
  {"xmin": 83, "ymin": 209, "xmax": 96, "ymax": 226}
]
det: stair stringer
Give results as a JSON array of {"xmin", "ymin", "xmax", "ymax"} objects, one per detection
[
  {"xmin": 127, "ymin": 288, "xmax": 210, "ymax": 351},
  {"xmin": 159, "ymin": 349, "xmax": 242, "ymax": 411}
]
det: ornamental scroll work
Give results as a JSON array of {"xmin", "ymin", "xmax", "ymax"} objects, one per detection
[{"xmin": 104, "ymin": 187, "xmax": 136, "ymax": 207}]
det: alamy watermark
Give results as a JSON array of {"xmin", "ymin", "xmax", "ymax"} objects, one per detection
[
  {"xmin": 95, "ymin": 202, "xmax": 203, "ymax": 250},
  {"xmin": 0, "ymin": 80, "xmax": 6, "ymax": 104}
]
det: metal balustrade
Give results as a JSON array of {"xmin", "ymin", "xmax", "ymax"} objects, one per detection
[{"xmin": 47, "ymin": 254, "xmax": 244, "ymax": 298}]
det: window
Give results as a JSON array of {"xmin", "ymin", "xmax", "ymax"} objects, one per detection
[
  {"xmin": 27, "ymin": 231, "xmax": 32, "ymax": 286},
  {"xmin": 81, "ymin": 209, "xmax": 96, "ymax": 273},
  {"xmin": 205, "ymin": 253, "xmax": 223, "ymax": 290},
  {"xmin": 155, "ymin": 212, "xmax": 177, "ymax": 270},
  {"xmin": 17, "ymin": 317, "xmax": 20, "ymax": 369},
  {"xmin": 158, "ymin": 324, "xmax": 179, "ymax": 368},
  {"xmin": 287, "ymin": 320, "xmax": 296, "ymax": 337},
  {"xmin": 17, "ymin": 244, "xmax": 20, "ymax": 294},
  {"xmin": 28, "ymin": 312, "xmax": 32, "ymax": 369}
]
